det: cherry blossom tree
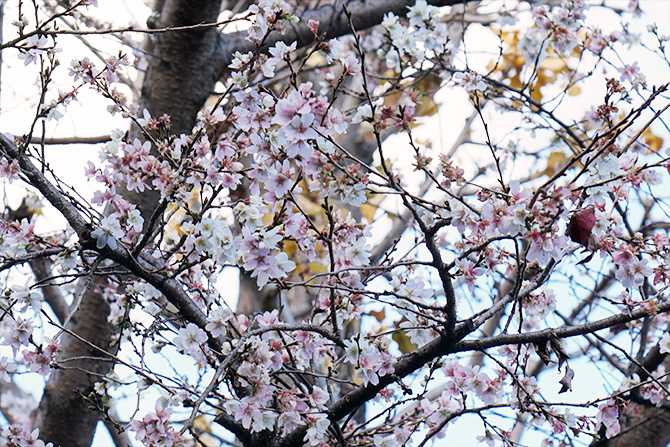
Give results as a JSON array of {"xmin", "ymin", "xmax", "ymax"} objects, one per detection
[{"xmin": 0, "ymin": 1, "xmax": 669, "ymax": 447}]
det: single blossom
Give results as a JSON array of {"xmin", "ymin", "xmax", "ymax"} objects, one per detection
[{"xmin": 91, "ymin": 214, "xmax": 125, "ymax": 249}]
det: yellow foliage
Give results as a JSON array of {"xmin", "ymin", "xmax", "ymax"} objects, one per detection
[
  {"xmin": 488, "ymin": 28, "xmax": 580, "ymax": 104},
  {"xmin": 412, "ymin": 73, "xmax": 442, "ymax": 118},
  {"xmin": 383, "ymin": 73, "xmax": 442, "ymax": 119},
  {"xmin": 165, "ymin": 187, "xmax": 201, "ymax": 236},
  {"xmin": 541, "ymin": 57, "xmax": 566, "ymax": 72},
  {"xmin": 369, "ymin": 309, "xmax": 386, "ymax": 322},
  {"xmin": 534, "ymin": 151, "xmax": 569, "ymax": 179},
  {"xmin": 295, "ymin": 181, "xmax": 328, "ymax": 224},
  {"xmin": 352, "ymin": 369, "xmax": 365, "ymax": 385},
  {"xmin": 360, "ymin": 192, "xmax": 385, "ymax": 222},
  {"xmin": 193, "ymin": 415, "xmax": 211, "ymax": 434},
  {"xmin": 415, "ymin": 98, "xmax": 438, "ymax": 118},
  {"xmin": 487, "ymin": 29, "xmax": 526, "ymax": 90},
  {"xmin": 283, "ymin": 239, "xmax": 327, "ymax": 276},
  {"xmin": 308, "ymin": 260, "xmax": 328, "ymax": 274},
  {"xmin": 384, "ymin": 90, "xmax": 402, "ymax": 108},
  {"xmin": 283, "ymin": 240, "xmax": 298, "ymax": 257},
  {"xmin": 567, "ymin": 85, "xmax": 581, "ymax": 96},
  {"xmin": 165, "ymin": 207, "xmax": 186, "ymax": 236},
  {"xmin": 641, "ymin": 127, "xmax": 665, "ymax": 153},
  {"xmin": 392, "ymin": 330, "xmax": 418, "ymax": 354},
  {"xmin": 414, "ymin": 72, "xmax": 443, "ymax": 95}
]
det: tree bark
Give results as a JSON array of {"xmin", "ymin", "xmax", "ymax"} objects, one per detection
[
  {"xmin": 594, "ymin": 346, "xmax": 670, "ymax": 447},
  {"xmin": 34, "ymin": 278, "xmax": 115, "ymax": 447},
  {"xmin": 608, "ymin": 404, "xmax": 670, "ymax": 447}
]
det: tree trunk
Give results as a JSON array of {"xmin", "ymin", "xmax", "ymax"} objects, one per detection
[
  {"xmin": 609, "ymin": 404, "xmax": 670, "ymax": 447},
  {"xmin": 34, "ymin": 1, "xmax": 223, "ymax": 445},
  {"xmin": 34, "ymin": 278, "xmax": 116, "ymax": 447},
  {"xmin": 608, "ymin": 351, "xmax": 670, "ymax": 447}
]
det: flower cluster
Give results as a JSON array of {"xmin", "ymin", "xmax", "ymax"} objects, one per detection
[
  {"xmin": 367, "ymin": 0, "xmax": 453, "ymax": 73},
  {"xmin": 246, "ymin": 0, "xmax": 298, "ymax": 44},
  {"xmin": 4, "ymin": 426, "xmax": 53, "ymax": 447},
  {"xmin": 343, "ymin": 335, "xmax": 395, "ymax": 386},
  {"xmin": 524, "ymin": 0, "xmax": 589, "ymax": 61},
  {"xmin": 595, "ymin": 399, "xmax": 621, "ymax": 439},
  {"xmin": 128, "ymin": 401, "xmax": 186, "ymax": 447},
  {"xmin": 17, "ymin": 35, "xmax": 53, "ymax": 66},
  {"xmin": 22, "ymin": 338, "xmax": 60, "ymax": 376}
]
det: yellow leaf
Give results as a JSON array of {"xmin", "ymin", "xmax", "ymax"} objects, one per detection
[
  {"xmin": 165, "ymin": 187, "xmax": 202, "ymax": 235},
  {"xmin": 283, "ymin": 240, "xmax": 298, "ymax": 257},
  {"xmin": 642, "ymin": 127, "xmax": 664, "ymax": 153},
  {"xmin": 535, "ymin": 150, "xmax": 569, "ymax": 179},
  {"xmin": 415, "ymin": 139, "xmax": 432, "ymax": 149},
  {"xmin": 352, "ymin": 368, "xmax": 365, "ymax": 385},
  {"xmin": 541, "ymin": 57, "xmax": 567, "ymax": 72},
  {"xmin": 165, "ymin": 206, "xmax": 187, "ymax": 236},
  {"xmin": 392, "ymin": 330, "xmax": 418, "ymax": 354},
  {"xmin": 385, "ymin": 90, "xmax": 402, "ymax": 108},
  {"xmin": 530, "ymin": 85, "xmax": 543, "ymax": 103},
  {"xmin": 413, "ymin": 72, "xmax": 442, "ymax": 95},
  {"xmin": 567, "ymin": 85, "xmax": 581, "ymax": 96},
  {"xmin": 369, "ymin": 309, "xmax": 386, "ymax": 323},
  {"xmin": 308, "ymin": 261, "xmax": 328, "ymax": 274},
  {"xmin": 498, "ymin": 29, "xmax": 521, "ymax": 48},
  {"xmin": 193, "ymin": 415, "xmax": 211, "ymax": 434},
  {"xmin": 509, "ymin": 74, "xmax": 524, "ymax": 90},
  {"xmin": 572, "ymin": 44, "xmax": 583, "ymax": 58},
  {"xmin": 360, "ymin": 193, "xmax": 385, "ymax": 222},
  {"xmin": 415, "ymin": 98, "xmax": 438, "ymax": 117},
  {"xmin": 191, "ymin": 415, "xmax": 218, "ymax": 446},
  {"xmin": 535, "ymin": 69, "xmax": 557, "ymax": 90}
]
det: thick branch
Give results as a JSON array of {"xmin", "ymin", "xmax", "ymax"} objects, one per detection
[
  {"xmin": 13, "ymin": 135, "xmax": 111, "ymax": 145},
  {"xmin": 31, "ymin": 257, "xmax": 69, "ymax": 323},
  {"xmin": 0, "ymin": 133, "xmax": 220, "ymax": 351},
  {"xmin": 0, "ymin": 136, "xmax": 90, "ymax": 234},
  {"xmin": 275, "ymin": 300, "xmax": 670, "ymax": 446},
  {"xmin": 453, "ymin": 305, "xmax": 670, "ymax": 353},
  {"xmin": 215, "ymin": 0, "xmax": 467, "ymax": 77}
]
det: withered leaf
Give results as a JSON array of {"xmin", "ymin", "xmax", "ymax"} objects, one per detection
[
  {"xmin": 549, "ymin": 333, "xmax": 569, "ymax": 370},
  {"xmin": 567, "ymin": 206, "xmax": 596, "ymax": 248},
  {"xmin": 535, "ymin": 341, "xmax": 552, "ymax": 365},
  {"xmin": 558, "ymin": 363, "xmax": 575, "ymax": 393}
]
